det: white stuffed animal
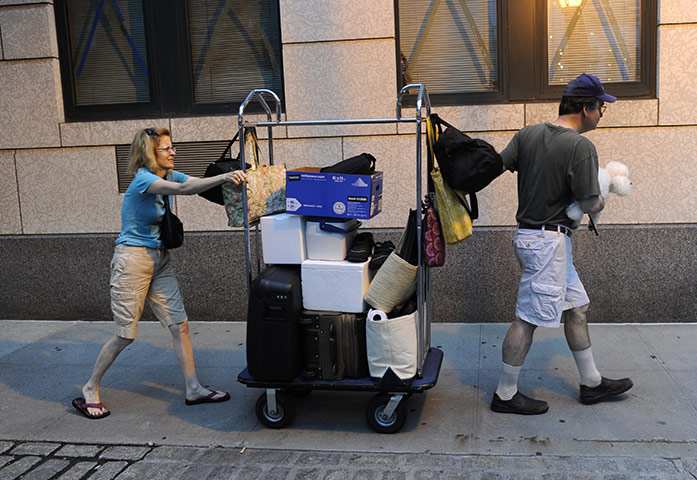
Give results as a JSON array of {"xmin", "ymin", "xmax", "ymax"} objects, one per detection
[{"xmin": 566, "ymin": 161, "xmax": 631, "ymax": 229}]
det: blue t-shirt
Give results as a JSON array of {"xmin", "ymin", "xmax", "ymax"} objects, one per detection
[{"xmin": 115, "ymin": 168, "xmax": 189, "ymax": 248}]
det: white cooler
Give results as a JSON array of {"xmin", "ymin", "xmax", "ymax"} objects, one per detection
[
  {"xmin": 305, "ymin": 218, "xmax": 360, "ymax": 261},
  {"xmin": 301, "ymin": 259, "xmax": 372, "ymax": 313},
  {"xmin": 260, "ymin": 213, "xmax": 306, "ymax": 264}
]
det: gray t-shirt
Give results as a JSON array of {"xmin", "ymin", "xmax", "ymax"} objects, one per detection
[{"xmin": 501, "ymin": 122, "xmax": 600, "ymax": 227}]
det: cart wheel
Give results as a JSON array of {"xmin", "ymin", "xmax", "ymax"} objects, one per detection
[
  {"xmin": 366, "ymin": 393, "xmax": 408, "ymax": 434},
  {"xmin": 255, "ymin": 391, "xmax": 295, "ymax": 429}
]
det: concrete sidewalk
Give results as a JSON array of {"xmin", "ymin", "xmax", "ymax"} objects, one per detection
[{"xmin": 1, "ymin": 320, "xmax": 696, "ymax": 477}]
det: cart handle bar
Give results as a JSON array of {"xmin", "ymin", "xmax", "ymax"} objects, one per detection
[
  {"xmin": 236, "ymin": 84, "xmax": 431, "ymax": 128},
  {"xmin": 248, "ymin": 118, "xmax": 418, "ymax": 127},
  {"xmin": 397, "ymin": 83, "xmax": 432, "ymax": 123},
  {"xmin": 238, "ymin": 89, "xmax": 282, "ymax": 128}
]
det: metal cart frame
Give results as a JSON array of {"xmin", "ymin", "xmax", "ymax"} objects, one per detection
[{"xmin": 235, "ymin": 84, "xmax": 443, "ymax": 433}]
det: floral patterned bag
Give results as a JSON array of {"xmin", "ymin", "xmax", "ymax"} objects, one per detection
[{"xmin": 222, "ymin": 128, "xmax": 286, "ymax": 227}]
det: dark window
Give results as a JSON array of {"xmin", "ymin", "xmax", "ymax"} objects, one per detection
[
  {"xmin": 55, "ymin": 0, "xmax": 283, "ymax": 121},
  {"xmin": 398, "ymin": 0, "xmax": 499, "ymax": 96},
  {"xmin": 395, "ymin": 0, "xmax": 656, "ymax": 105},
  {"xmin": 64, "ymin": 0, "xmax": 150, "ymax": 106}
]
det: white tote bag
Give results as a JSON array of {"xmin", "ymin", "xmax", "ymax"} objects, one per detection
[{"xmin": 365, "ymin": 309, "xmax": 418, "ymax": 380}]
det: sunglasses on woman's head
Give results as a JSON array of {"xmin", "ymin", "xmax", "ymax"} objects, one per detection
[{"xmin": 145, "ymin": 128, "xmax": 157, "ymax": 136}]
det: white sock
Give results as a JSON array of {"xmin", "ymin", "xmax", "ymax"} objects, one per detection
[
  {"xmin": 495, "ymin": 362, "xmax": 521, "ymax": 401},
  {"xmin": 572, "ymin": 347, "xmax": 602, "ymax": 387}
]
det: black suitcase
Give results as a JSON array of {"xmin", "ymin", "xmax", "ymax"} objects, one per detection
[
  {"xmin": 246, "ymin": 266, "xmax": 303, "ymax": 381},
  {"xmin": 299, "ymin": 311, "xmax": 369, "ymax": 380}
]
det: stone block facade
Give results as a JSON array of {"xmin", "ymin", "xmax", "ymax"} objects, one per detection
[{"xmin": 0, "ymin": 0, "xmax": 695, "ymax": 322}]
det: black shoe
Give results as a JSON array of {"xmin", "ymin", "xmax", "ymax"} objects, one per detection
[
  {"xmin": 490, "ymin": 392, "xmax": 549, "ymax": 415},
  {"xmin": 368, "ymin": 241, "xmax": 395, "ymax": 270},
  {"xmin": 346, "ymin": 232, "xmax": 374, "ymax": 262},
  {"xmin": 580, "ymin": 377, "xmax": 633, "ymax": 405}
]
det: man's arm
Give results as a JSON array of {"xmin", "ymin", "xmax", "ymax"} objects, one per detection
[
  {"xmin": 499, "ymin": 132, "xmax": 518, "ymax": 173},
  {"xmin": 578, "ymin": 195, "xmax": 604, "ymax": 215}
]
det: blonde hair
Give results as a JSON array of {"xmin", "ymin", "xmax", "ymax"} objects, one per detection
[{"xmin": 127, "ymin": 127, "xmax": 172, "ymax": 176}]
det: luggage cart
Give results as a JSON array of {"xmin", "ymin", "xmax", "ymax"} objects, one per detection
[{"xmin": 235, "ymin": 84, "xmax": 444, "ymax": 434}]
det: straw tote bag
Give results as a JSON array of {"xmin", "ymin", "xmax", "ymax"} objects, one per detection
[{"xmin": 364, "ymin": 211, "xmax": 418, "ymax": 313}]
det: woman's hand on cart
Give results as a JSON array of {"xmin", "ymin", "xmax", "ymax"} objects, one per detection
[{"xmin": 225, "ymin": 169, "xmax": 248, "ymax": 185}]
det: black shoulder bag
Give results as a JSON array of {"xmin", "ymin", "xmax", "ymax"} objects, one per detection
[
  {"xmin": 160, "ymin": 193, "xmax": 184, "ymax": 249},
  {"xmin": 198, "ymin": 130, "xmax": 254, "ymax": 205}
]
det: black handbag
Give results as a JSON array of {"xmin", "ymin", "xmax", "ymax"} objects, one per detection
[
  {"xmin": 430, "ymin": 113, "xmax": 502, "ymax": 200},
  {"xmin": 198, "ymin": 130, "xmax": 254, "ymax": 205},
  {"xmin": 320, "ymin": 152, "xmax": 376, "ymax": 175},
  {"xmin": 160, "ymin": 193, "xmax": 184, "ymax": 249}
]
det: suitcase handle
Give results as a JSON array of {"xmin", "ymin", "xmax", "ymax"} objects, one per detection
[{"xmin": 328, "ymin": 323, "xmax": 339, "ymax": 375}]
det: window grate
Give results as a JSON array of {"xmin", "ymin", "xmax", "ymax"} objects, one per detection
[{"xmin": 116, "ymin": 140, "xmax": 233, "ymax": 193}]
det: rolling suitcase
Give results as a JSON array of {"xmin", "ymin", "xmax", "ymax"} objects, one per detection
[
  {"xmin": 247, "ymin": 265, "xmax": 303, "ymax": 381},
  {"xmin": 299, "ymin": 311, "xmax": 369, "ymax": 380}
]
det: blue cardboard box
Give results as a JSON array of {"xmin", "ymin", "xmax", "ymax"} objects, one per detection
[{"xmin": 285, "ymin": 167, "xmax": 383, "ymax": 220}]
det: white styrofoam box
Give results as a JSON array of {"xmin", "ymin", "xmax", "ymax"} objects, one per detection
[
  {"xmin": 305, "ymin": 218, "xmax": 360, "ymax": 261},
  {"xmin": 301, "ymin": 259, "xmax": 373, "ymax": 313},
  {"xmin": 260, "ymin": 213, "xmax": 307, "ymax": 264}
]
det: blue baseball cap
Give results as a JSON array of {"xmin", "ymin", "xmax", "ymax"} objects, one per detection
[{"xmin": 563, "ymin": 73, "xmax": 616, "ymax": 103}]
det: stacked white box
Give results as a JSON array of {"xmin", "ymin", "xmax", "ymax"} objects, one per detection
[
  {"xmin": 305, "ymin": 219, "xmax": 359, "ymax": 261},
  {"xmin": 260, "ymin": 213, "xmax": 306, "ymax": 264},
  {"xmin": 301, "ymin": 259, "xmax": 372, "ymax": 313}
]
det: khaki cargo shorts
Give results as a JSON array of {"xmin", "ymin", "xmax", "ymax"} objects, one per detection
[
  {"xmin": 512, "ymin": 228, "xmax": 589, "ymax": 328},
  {"xmin": 110, "ymin": 245, "xmax": 187, "ymax": 339}
]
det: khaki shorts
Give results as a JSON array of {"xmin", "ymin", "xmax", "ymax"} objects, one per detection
[
  {"xmin": 110, "ymin": 245, "xmax": 187, "ymax": 339},
  {"xmin": 512, "ymin": 228, "xmax": 589, "ymax": 328}
]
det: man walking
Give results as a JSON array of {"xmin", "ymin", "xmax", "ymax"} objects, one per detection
[{"xmin": 491, "ymin": 73, "xmax": 633, "ymax": 415}]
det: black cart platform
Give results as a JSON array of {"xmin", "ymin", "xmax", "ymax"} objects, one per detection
[{"xmin": 238, "ymin": 348, "xmax": 443, "ymax": 433}]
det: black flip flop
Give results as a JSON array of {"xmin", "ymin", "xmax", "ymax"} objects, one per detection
[
  {"xmin": 185, "ymin": 390, "xmax": 230, "ymax": 406},
  {"xmin": 72, "ymin": 397, "xmax": 110, "ymax": 419}
]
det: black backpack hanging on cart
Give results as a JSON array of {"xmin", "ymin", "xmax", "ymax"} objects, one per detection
[
  {"xmin": 246, "ymin": 265, "xmax": 303, "ymax": 381},
  {"xmin": 429, "ymin": 113, "xmax": 503, "ymax": 220}
]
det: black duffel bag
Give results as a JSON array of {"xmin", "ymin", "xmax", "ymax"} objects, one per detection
[{"xmin": 430, "ymin": 113, "xmax": 503, "ymax": 194}]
